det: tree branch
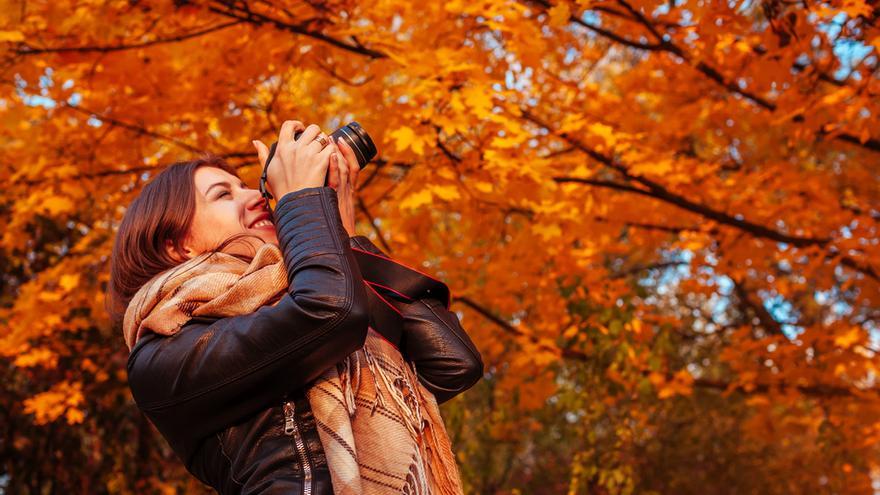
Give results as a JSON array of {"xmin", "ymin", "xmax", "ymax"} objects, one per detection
[
  {"xmin": 206, "ymin": 1, "xmax": 387, "ymax": 59},
  {"xmin": 15, "ymin": 21, "xmax": 242, "ymax": 55},
  {"xmin": 522, "ymin": 0, "xmax": 880, "ymax": 154},
  {"xmin": 456, "ymin": 295, "xmax": 876, "ymax": 400},
  {"xmin": 522, "ymin": 108, "xmax": 831, "ymax": 248}
]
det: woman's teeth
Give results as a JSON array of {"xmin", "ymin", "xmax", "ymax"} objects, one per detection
[{"xmin": 252, "ymin": 220, "xmax": 273, "ymax": 228}]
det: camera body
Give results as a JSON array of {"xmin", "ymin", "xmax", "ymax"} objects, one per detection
[{"xmin": 259, "ymin": 121, "xmax": 377, "ymax": 200}]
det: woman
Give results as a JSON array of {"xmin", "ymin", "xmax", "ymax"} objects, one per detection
[{"xmin": 107, "ymin": 120, "xmax": 483, "ymax": 494}]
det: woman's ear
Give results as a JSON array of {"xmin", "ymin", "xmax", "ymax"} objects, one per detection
[{"xmin": 165, "ymin": 239, "xmax": 193, "ymax": 261}]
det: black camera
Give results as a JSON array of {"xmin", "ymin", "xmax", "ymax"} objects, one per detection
[{"xmin": 259, "ymin": 121, "xmax": 376, "ymax": 200}]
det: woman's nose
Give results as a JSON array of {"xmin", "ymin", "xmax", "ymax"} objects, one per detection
[{"xmin": 245, "ymin": 188, "xmax": 269, "ymax": 212}]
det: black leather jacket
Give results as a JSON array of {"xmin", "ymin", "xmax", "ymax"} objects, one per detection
[{"xmin": 126, "ymin": 186, "xmax": 483, "ymax": 494}]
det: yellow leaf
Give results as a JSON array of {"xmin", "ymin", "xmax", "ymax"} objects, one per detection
[
  {"xmin": 65, "ymin": 408, "xmax": 85, "ymax": 425},
  {"xmin": 389, "ymin": 126, "xmax": 426, "ymax": 155},
  {"xmin": 38, "ymin": 291, "xmax": 63, "ymax": 302},
  {"xmin": 13, "ymin": 348, "xmax": 58, "ymax": 368},
  {"xmin": 733, "ymin": 40, "xmax": 752, "ymax": 53},
  {"xmin": 0, "ymin": 31, "xmax": 25, "ymax": 42},
  {"xmin": 531, "ymin": 223, "xmax": 562, "ymax": 240},
  {"xmin": 562, "ymin": 325, "xmax": 579, "ymax": 339},
  {"xmin": 547, "ymin": 3, "xmax": 571, "ymax": 27},
  {"xmin": 631, "ymin": 158, "xmax": 674, "ymax": 176},
  {"xmin": 23, "ymin": 381, "xmax": 84, "ymax": 425},
  {"xmin": 430, "ymin": 185, "xmax": 461, "ymax": 201},
  {"xmin": 399, "ymin": 189, "xmax": 433, "ymax": 210},
  {"xmin": 462, "ymin": 85, "xmax": 494, "ymax": 118},
  {"xmin": 59, "ymin": 274, "xmax": 80, "ymax": 292},
  {"xmin": 586, "ymin": 122, "xmax": 617, "ymax": 148},
  {"xmin": 833, "ymin": 326, "xmax": 861, "ymax": 348},
  {"xmin": 42, "ymin": 196, "xmax": 75, "ymax": 215},
  {"xmin": 630, "ymin": 319, "xmax": 644, "ymax": 335},
  {"xmin": 657, "ymin": 386, "xmax": 677, "ymax": 399},
  {"xmin": 474, "ymin": 181, "xmax": 493, "ymax": 193},
  {"xmin": 658, "ymin": 370, "xmax": 694, "ymax": 399},
  {"xmin": 559, "ymin": 114, "xmax": 587, "ymax": 133},
  {"xmin": 648, "ymin": 371, "xmax": 665, "ymax": 386},
  {"xmin": 841, "ymin": 0, "xmax": 873, "ymax": 17},
  {"xmin": 820, "ymin": 87, "xmax": 853, "ymax": 106},
  {"xmin": 437, "ymin": 167, "xmax": 456, "ymax": 180}
]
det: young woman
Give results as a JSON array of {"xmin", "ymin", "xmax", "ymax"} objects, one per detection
[{"xmin": 107, "ymin": 120, "xmax": 483, "ymax": 494}]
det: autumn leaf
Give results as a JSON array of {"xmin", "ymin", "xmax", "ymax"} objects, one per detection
[
  {"xmin": 473, "ymin": 181, "xmax": 493, "ymax": 193},
  {"xmin": 389, "ymin": 126, "xmax": 426, "ymax": 155},
  {"xmin": 22, "ymin": 381, "xmax": 85, "ymax": 425},
  {"xmin": 0, "ymin": 30, "xmax": 25, "ymax": 42},
  {"xmin": 429, "ymin": 184, "xmax": 461, "ymax": 201},
  {"xmin": 42, "ymin": 196, "xmax": 75, "ymax": 215},
  {"xmin": 531, "ymin": 223, "xmax": 562, "ymax": 240},
  {"xmin": 834, "ymin": 326, "xmax": 862, "ymax": 349},
  {"xmin": 547, "ymin": 3, "xmax": 571, "ymax": 27},
  {"xmin": 399, "ymin": 188, "xmax": 433, "ymax": 210},
  {"xmin": 586, "ymin": 122, "xmax": 618, "ymax": 150},
  {"xmin": 59, "ymin": 274, "xmax": 80, "ymax": 292}
]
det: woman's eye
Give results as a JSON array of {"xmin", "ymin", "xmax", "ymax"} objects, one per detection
[{"xmin": 219, "ymin": 191, "xmax": 230, "ymax": 198}]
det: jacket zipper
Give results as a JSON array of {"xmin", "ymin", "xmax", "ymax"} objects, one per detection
[{"xmin": 284, "ymin": 400, "xmax": 313, "ymax": 495}]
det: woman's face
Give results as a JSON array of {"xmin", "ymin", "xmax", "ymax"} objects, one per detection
[{"xmin": 167, "ymin": 166, "xmax": 278, "ymax": 260}]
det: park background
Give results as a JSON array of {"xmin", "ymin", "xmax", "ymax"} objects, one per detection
[{"xmin": 1, "ymin": 0, "xmax": 879, "ymax": 493}]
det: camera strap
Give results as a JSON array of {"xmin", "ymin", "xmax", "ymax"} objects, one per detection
[{"xmin": 259, "ymin": 142, "xmax": 279, "ymax": 218}]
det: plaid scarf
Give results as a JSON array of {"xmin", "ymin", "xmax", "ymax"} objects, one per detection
[{"xmin": 123, "ymin": 242, "xmax": 465, "ymax": 494}]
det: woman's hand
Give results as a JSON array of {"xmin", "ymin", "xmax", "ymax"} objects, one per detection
[
  {"xmin": 252, "ymin": 120, "xmax": 334, "ymax": 197},
  {"xmin": 327, "ymin": 137, "xmax": 361, "ymax": 237}
]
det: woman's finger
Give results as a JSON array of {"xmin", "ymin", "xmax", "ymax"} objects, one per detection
[
  {"xmin": 336, "ymin": 139, "xmax": 360, "ymax": 189},
  {"xmin": 328, "ymin": 154, "xmax": 340, "ymax": 190},
  {"xmin": 349, "ymin": 156, "xmax": 360, "ymax": 189},
  {"xmin": 336, "ymin": 138, "xmax": 357, "ymax": 168},
  {"xmin": 279, "ymin": 120, "xmax": 304, "ymax": 143},
  {"xmin": 297, "ymin": 124, "xmax": 322, "ymax": 147},
  {"xmin": 337, "ymin": 152, "xmax": 350, "ymax": 181},
  {"xmin": 252, "ymin": 140, "xmax": 269, "ymax": 165}
]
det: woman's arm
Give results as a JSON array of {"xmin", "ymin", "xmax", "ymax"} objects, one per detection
[
  {"xmin": 126, "ymin": 186, "xmax": 369, "ymax": 462},
  {"xmin": 349, "ymin": 235, "xmax": 484, "ymax": 404}
]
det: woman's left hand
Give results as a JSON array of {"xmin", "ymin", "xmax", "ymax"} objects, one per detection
[{"xmin": 327, "ymin": 137, "xmax": 361, "ymax": 237}]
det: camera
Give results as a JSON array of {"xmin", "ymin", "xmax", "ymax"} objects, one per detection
[{"xmin": 259, "ymin": 121, "xmax": 377, "ymax": 200}]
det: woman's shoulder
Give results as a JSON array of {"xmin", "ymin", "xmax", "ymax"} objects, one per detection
[
  {"xmin": 127, "ymin": 317, "xmax": 211, "ymax": 362},
  {"xmin": 125, "ymin": 317, "xmax": 216, "ymax": 401}
]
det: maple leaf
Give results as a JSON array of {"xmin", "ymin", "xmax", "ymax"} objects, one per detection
[{"xmin": 389, "ymin": 126, "xmax": 426, "ymax": 155}]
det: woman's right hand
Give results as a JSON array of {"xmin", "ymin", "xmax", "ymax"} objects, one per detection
[{"xmin": 252, "ymin": 120, "xmax": 336, "ymax": 198}]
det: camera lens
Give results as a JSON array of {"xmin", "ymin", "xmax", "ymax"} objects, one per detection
[
  {"xmin": 291, "ymin": 121, "xmax": 376, "ymax": 169},
  {"xmin": 331, "ymin": 122, "xmax": 377, "ymax": 168}
]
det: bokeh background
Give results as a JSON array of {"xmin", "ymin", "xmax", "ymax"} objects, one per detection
[{"xmin": 1, "ymin": 0, "xmax": 879, "ymax": 493}]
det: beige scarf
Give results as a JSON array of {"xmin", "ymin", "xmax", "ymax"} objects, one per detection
[{"xmin": 123, "ymin": 242, "xmax": 465, "ymax": 494}]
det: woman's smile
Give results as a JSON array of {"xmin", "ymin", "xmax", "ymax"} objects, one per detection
[
  {"xmin": 247, "ymin": 210, "xmax": 274, "ymax": 230},
  {"xmin": 250, "ymin": 219, "xmax": 274, "ymax": 230}
]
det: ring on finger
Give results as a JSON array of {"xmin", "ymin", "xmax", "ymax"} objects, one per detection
[{"xmin": 316, "ymin": 134, "xmax": 329, "ymax": 149}]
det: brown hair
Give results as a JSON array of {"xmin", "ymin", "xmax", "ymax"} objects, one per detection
[{"xmin": 105, "ymin": 154, "xmax": 266, "ymax": 334}]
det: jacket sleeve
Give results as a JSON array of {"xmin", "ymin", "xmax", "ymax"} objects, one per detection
[
  {"xmin": 349, "ymin": 235, "xmax": 483, "ymax": 404},
  {"xmin": 126, "ymin": 186, "xmax": 369, "ymax": 463}
]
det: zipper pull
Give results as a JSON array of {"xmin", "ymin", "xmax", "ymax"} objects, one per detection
[{"xmin": 283, "ymin": 401, "xmax": 296, "ymax": 435}]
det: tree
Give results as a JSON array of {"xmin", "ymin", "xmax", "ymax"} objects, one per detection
[{"xmin": 1, "ymin": 0, "xmax": 878, "ymax": 492}]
